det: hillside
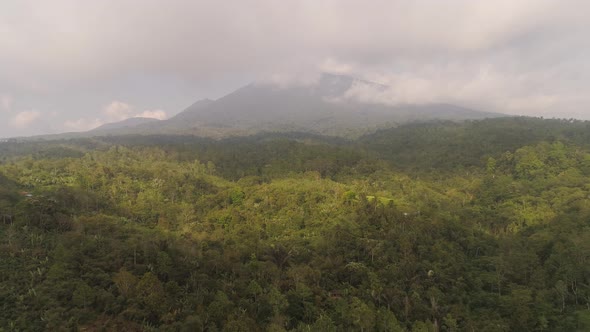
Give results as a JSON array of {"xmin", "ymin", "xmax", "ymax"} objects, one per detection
[
  {"xmin": 135, "ymin": 73, "xmax": 504, "ymax": 138},
  {"xmin": 160, "ymin": 74, "xmax": 502, "ymax": 137},
  {"xmin": 90, "ymin": 117, "xmax": 161, "ymax": 133},
  {"xmin": 25, "ymin": 74, "xmax": 505, "ymax": 141}
]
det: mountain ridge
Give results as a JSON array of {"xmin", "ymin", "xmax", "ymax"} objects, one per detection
[
  {"xmin": 90, "ymin": 117, "xmax": 161, "ymax": 132},
  {"xmin": 24, "ymin": 73, "xmax": 506, "ymax": 140}
]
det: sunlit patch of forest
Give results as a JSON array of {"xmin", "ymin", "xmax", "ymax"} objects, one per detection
[{"xmin": 1, "ymin": 117, "xmax": 590, "ymax": 331}]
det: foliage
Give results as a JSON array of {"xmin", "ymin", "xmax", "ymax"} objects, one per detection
[{"xmin": 1, "ymin": 117, "xmax": 590, "ymax": 330}]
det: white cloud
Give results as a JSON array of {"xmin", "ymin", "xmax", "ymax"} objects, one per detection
[
  {"xmin": 257, "ymin": 71, "xmax": 322, "ymax": 89},
  {"xmin": 103, "ymin": 100, "xmax": 134, "ymax": 121},
  {"xmin": 326, "ymin": 60, "xmax": 588, "ymax": 118},
  {"xmin": 135, "ymin": 110, "xmax": 167, "ymax": 120},
  {"xmin": 63, "ymin": 118, "xmax": 104, "ymax": 132},
  {"xmin": 2, "ymin": 0, "xmax": 585, "ymax": 82},
  {"xmin": 0, "ymin": 94, "xmax": 12, "ymax": 111},
  {"xmin": 102, "ymin": 101, "xmax": 166, "ymax": 121},
  {"xmin": 10, "ymin": 110, "xmax": 41, "ymax": 128},
  {"xmin": 319, "ymin": 58, "xmax": 354, "ymax": 75},
  {"xmin": 60, "ymin": 102, "xmax": 165, "ymax": 133}
]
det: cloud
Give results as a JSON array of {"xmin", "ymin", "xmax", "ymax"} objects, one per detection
[
  {"xmin": 2, "ymin": 1, "xmax": 586, "ymax": 82},
  {"xmin": 135, "ymin": 110, "xmax": 167, "ymax": 120},
  {"xmin": 0, "ymin": 94, "xmax": 12, "ymax": 111},
  {"xmin": 319, "ymin": 58, "xmax": 354, "ymax": 75},
  {"xmin": 103, "ymin": 101, "xmax": 134, "ymax": 121},
  {"xmin": 102, "ymin": 101, "xmax": 167, "ymax": 121},
  {"xmin": 63, "ymin": 118, "xmax": 104, "ymax": 132},
  {"xmin": 257, "ymin": 71, "xmax": 322, "ymax": 89},
  {"xmin": 10, "ymin": 110, "xmax": 41, "ymax": 128},
  {"xmin": 57, "ymin": 100, "xmax": 167, "ymax": 131},
  {"xmin": 330, "ymin": 60, "xmax": 589, "ymax": 118},
  {"xmin": 1, "ymin": 0, "xmax": 590, "ymax": 137},
  {"xmin": 59, "ymin": 101, "xmax": 166, "ymax": 133}
]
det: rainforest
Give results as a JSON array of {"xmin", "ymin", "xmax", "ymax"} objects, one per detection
[{"xmin": 1, "ymin": 117, "xmax": 590, "ymax": 331}]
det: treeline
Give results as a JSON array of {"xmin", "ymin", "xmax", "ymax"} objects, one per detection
[
  {"xmin": 361, "ymin": 117, "xmax": 590, "ymax": 171},
  {"xmin": 0, "ymin": 117, "xmax": 590, "ymax": 330}
]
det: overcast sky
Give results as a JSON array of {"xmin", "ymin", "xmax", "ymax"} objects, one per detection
[{"xmin": 1, "ymin": 0, "xmax": 589, "ymax": 137}]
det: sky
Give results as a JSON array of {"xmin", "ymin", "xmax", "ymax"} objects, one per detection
[{"xmin": 1, "ymin": 0, "xmax": 589, "ymax": 137}]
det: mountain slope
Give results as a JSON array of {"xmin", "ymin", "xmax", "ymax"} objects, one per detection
[
  {"xmin": 159, "ymin": 73, "xmax": 503, "ymax": 137},
  {"xmin": 27, "ymin": 73, "xmax": 506, "ymax": 140},
  {"xmin": 90, "ymin": 117, "xmax": 160, "ymax": 133}
]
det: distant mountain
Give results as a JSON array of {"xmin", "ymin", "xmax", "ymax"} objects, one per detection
[
  {"xmin": 90, "ymin": 117, "xmax": 161, "ymax": 132},
  {"xmin": 27, "ymin": 73, "xmax": 506, "ymax": 140},
  {"xmin": 172, "ymin": 99, "xmax": 215, "ymax": 122},
  {"xmin": 157, "ymin": 73, "xmax": 503, "ymax": 137}
]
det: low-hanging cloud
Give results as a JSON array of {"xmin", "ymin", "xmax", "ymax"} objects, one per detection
[
  {"xmin": 63, "ymin": 118, "xmax": 104, "ymax": 132},
  {"xmin": 335, "ymin": 62, "xmax": 575, "ymax": 116},
  {"xmin": 0, "ymin": 0, "xmax": 589, "ymax": 136},
  {"xmin": 103, "ymin": 101, "xmax": 135, "ymax": 122},
  {"xmin": 10, "ymin": 110, "xmax": 41, "ymax": 128},
  {"xmin": 102, "ymin": 101, "xmax": 167, "ymax": 121},
  {"xmin": 1, "ymin": 94, "xmax": 12, "ymax": 111},
  {"xmin": 136, "ymin": 110, "xmax": 167, "ymax": 120},
  {"xmin": 60, "ymin": 101, "xmax": 167, "ymax": 132}
]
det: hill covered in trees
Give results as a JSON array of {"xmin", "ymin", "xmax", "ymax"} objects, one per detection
[{"xmin": 1, "ymin": 117, "xmax": 590, "ymax": 331}]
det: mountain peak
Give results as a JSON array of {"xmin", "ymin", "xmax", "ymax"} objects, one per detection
[
  {"xmin": 33, "ymin": 73, "xmax": 506, "ymax": 141},
  {"xmin": 160, "ymin": 73, "xmax": 503, "ymax": 137}
]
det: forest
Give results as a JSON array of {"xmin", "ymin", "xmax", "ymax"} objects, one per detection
[{"xmin": 1, "ymin": 117, "xmax": 590, "ymax": 331}]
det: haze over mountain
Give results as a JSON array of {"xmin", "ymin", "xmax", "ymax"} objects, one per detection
[
  {"xmin": 2, "ymin": 1, "xmax": 589, "ymax": 138},
  {"xmin": 89, "ymin": 117, "xmax": 161, "ymax": 133},
  {"xmin": 30, "ymin": 73, "xmax": 504, "ymax": 140},
  {"xmin": 165, "ymin": 73, "xmax": 502, "ymax": 135}
]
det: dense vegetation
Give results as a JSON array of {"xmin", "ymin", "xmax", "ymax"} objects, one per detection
[{"xmin": 1, "ymin": 117, "xmax": 590, "ymax": 331}]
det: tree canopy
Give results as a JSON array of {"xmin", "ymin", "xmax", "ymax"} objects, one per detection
[{"xmin": 1, "ymin": 117, "xmax": 590, "ymax": 331}]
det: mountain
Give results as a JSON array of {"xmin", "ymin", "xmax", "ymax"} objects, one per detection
[
  {"xmin": 21, "ymin": 117, "xmax": 163, "ymax": 141},
  {"xmin": 27, "ymin": 73, "xmax": 506, "ymax": 140},
  {"xmin": 158, "ymin": 73, "xmax": 503, "ymax": 137},
  {"xmin": 90, "ymin": 117, "xmax": 161, "ymax": 133}
]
